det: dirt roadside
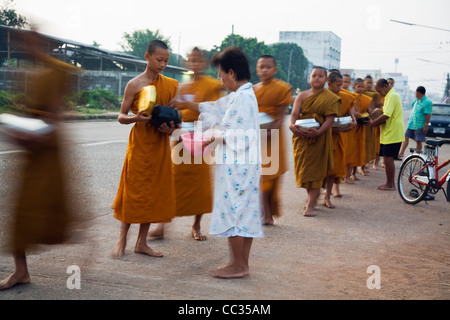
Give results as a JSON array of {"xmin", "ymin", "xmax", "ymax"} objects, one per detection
[{"xmin": 0, "ymin": 118, "xmax": 449, "ymax": 301}]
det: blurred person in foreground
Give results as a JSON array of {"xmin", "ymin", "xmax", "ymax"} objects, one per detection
[
  {"xmin": 149, "ymin": 47, "xmax": 223, "ymax": 241},
  {"xmin": 0, "ymin": 31, "xmax": 79, "ymax": 290},
  {"xmin": 253, "ymin": 55, "xmax": 293, "ymax": 225}
]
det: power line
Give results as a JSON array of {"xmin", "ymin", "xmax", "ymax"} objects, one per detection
[{"xmin": 390, "ymin": 20, "xmax": 450, "ymax": 32}]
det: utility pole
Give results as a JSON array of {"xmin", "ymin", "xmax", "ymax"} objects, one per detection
[
  {"xmin": 231, "ymin": 25, "xmax": 234, "ymax": 46},
  {"xmin": 444, "ymin": 73, "xmax": 450, "ymax": 103}
]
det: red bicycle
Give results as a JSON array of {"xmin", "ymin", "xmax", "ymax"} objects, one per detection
[{"xmin": 398, "ymin": 139, "xmax": 450, "ymax": 205}]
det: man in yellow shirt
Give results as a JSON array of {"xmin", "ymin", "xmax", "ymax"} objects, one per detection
[{"xmin": 370, "ymin": 78, "xmax": 404, "ymax": 191}]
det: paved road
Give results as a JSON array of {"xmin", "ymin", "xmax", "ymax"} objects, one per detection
[{"xmin": 0, "ymin": 116, "xmax": 449, "ymax": 303}]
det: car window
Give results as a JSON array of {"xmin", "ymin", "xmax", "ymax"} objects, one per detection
[{"xmin": 432, "ymin": 105, "xmax": 450, "ymax": 116}]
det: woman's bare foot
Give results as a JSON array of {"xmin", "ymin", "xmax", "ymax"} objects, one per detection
[
  {"xmin": 134, "ymin": 243, "xmax": 163, "ymax": 257},
  {"xmin": 209, "ymin": 265, "xmax": 249, "ymax": 279},
  {"xmin": 0, "ymin": 272, "xmax": 30, "ymax": 290},
  {"xmin": 191, "ymin": 228, "xmax": 207, "ymax": 241}
]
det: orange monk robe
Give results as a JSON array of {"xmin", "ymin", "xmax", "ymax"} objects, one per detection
[
  {"xmin": 10, "ymin": 58, "xmax": 78, "ymax": 254},
  {"xmin": 292, "ymin": 89, "xmax": 340, "ymax": 189},
  {"xmin": 173, "ymin": 75, "xmax": 222, "ymax": 217},
  {"xmin": 365, "ymin": 92, "xmax": 384, "ymax": 157},
  {"xmin": 341, "ymin": 90, "xmax": 360, "ymax": 167},
  {"xmin": 112, "ymin": 74, "xmax": 178, "ymax": 224},
  {"xmin": 353, "ymin": 93, "xmax": 372, "ymax": 167},
  {"xmin": 254, "ymin": 78, "xmax": 293, "ymax": 217},
  {"xmin": 363, "ymin": 91, "xmax": 380, "ymax": 162},
  {"xmin": 328, "ymin": 90, "xmax": 355, "ymax": 180}
]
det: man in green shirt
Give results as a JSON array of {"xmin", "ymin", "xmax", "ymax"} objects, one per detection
[
  {"xmin": 398, "ymin": 86, "xmax": 433, "ymax": 158},
  {"xmin": 370, "ymin": 78, "xmax": 405, "ymax": 191}
]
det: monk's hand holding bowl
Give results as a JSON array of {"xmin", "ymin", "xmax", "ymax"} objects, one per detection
[
  {"xmin": 135, "ymin": 109, "xmax": 152, "ymax": 122},
  {"xmin": 300, "ymin": 127, "xmax": 320, "ymax": 138},
  {"xmin": 158, "ymin": 121, "xmax": 181, "ymax": 135},
  {"xmin": 289, "ymin": 123, "xmax": 303, "ymax": 137}
]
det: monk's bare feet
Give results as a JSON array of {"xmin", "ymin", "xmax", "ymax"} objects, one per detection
[
  {"xmin": 344, "ymin": 177, "xmax": 354, "ymax": 184},
  {"xmin": 0, "ymin": 272, "xmax": 30, "ymax": 290},
  {"xmin": 148, "ymin": 229, "xmax": 164, "ymax": 240},
  {"xmin": 360, "ymin": 166, "xmax": 370, "ymax": 176},
  {"xmin": 350, "ymin": 174, "xmax": 360, "ymax": 181},
  {"xmin": 134, "ymin": 243, "xmax": 163, "ymax": 257},
  {"xmin": 303, "ymin": 206, "xmax": 316, "ymax": 217},
  {"xmin": 323, "ymin": 198, "xmax": 335, "ymax": 209},
  {"xmin": 209, "ymin": 265, "xmax": 249, "ymax": 279},
  {"xmin": 111, "ymin": 241, "xmax": 126, "ymax": 259},
  {"xmin": 191, "ymin": 228, "xmax": 207, "ymax": 241},
  {"xmin": 377, "ymin": 184, "xmax": 395, "ymax": 191}
]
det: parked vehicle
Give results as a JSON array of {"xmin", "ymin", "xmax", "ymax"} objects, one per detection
[{"xmin": 426, "ymin": 103, "xmax": 450, "ymax": 139}]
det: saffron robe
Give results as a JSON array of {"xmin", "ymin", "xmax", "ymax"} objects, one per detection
[
  {"xmin": 352, "ymin": 93, "xmax": 372, "ymax": 167},
  {"xmin": 363, "ymin": 91, "xmax": 381, "ymax": 162},
  {"xmin": 9, "ymin": 57, "xmax": 79, "ymax": 253},
  {"xmin": 112, "ymin": 74, "xmax": 178, "ymax": 224},
  {"xmin": 173, "ymin": 75, "xmax": 222, "ymax": 217},
  {"xmin": 253, "ymin": 78, "xmax": 293, "ymax": 217},
  {"xmin": 328, "ymin": 90, "xmax": 355, "ymax": 179},
  {"xmin": 292, "ymin": 89, "xmax": 340, "ymax": 189}
]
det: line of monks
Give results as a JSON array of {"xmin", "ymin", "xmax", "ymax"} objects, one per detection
[{"xmin": 0, "ymin": 41, "xmax": 391, "ymax": 289}]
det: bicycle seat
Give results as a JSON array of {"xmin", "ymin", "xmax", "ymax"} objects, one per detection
[{"xmin": 425, "ymin": 139, "xmax": 445, "ymax": 147}]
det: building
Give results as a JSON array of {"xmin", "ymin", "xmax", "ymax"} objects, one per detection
[
  {"xmin": 279, "ymin": 31, "xmax": 341, "ymax": 71},
  {"xmin": 340, "ymin": 68, "xmax": 382, "ymax": 83},
  {"xmin": 340, "ymin": 68, "xmax": 413, "ymax": 107},
  {"xmin": 381, "ymin": 72, "xmax": 413, "ymax": 106},
  {"xmin": 0, "ymin": 25, "xmax": 189, "ymax": 95}
]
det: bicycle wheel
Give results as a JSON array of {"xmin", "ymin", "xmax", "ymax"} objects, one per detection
[{"xmin": 398, "ymin": 155, "xmax": 430, "ymax": 205}]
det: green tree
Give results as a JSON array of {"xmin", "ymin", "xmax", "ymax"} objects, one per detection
[
  {"xmin": 206, "ymin": 34, "xmax": 273, "ymax": 83},
  {"xmin": 204, "ymin": 34, "xmax": 308, "ymax": 90},
  {"xmin": 0, "ymin": 0, "xmax": 27, "ymax": 28},
  {"xmin": 120, "ymin": 29, "xmax": 183, "ymax": 66},
  {"xmin": 271, "ymin": 42, "xmax": 308, "ymax": 91}
]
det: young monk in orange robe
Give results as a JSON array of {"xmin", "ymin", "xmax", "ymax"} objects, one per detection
[
  {"xmin": 111, "ymin": 40, "xmax": 179, "ymax": 259},
  {"xmin": 253, "ymin": 55, "xmax": 293, "ymax": 225},
  {"xmin": 150, "ymin": 47, "xmax": 223, "ymax": 241},
  {"xmin": 361, "ymin": 76, "xmax": 380, "ymax": 173},
  {"xmin": 349, "ymin": 78, "xmax": 372, "ymax": 180},
  {"xmin": 363, "ymin": 85, "xmax": 384, "ymax": 170},
  {"xmin": 289, "ymin": 67, "xmax": 340, "ymax": 217},
  {"xmin": 323, "ymin": 72, "xmax": 357, "ymax": 208}
]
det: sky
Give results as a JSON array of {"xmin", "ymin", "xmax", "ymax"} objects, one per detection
[{"xmin": 10, "ymin": 0, "xmax": 450, "ymax": 98}]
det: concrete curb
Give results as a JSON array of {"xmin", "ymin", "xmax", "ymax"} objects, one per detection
[{"xmin": 63, "ymin": 112, "xmax": 119, "ymax": 121}]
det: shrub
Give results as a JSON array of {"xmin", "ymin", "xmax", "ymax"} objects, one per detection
[{"xmin": 69, "ymin": 89, "xmax": 121, "ymax": 110}]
